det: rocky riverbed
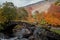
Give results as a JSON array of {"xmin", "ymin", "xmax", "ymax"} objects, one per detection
[{"xmin": 0, "ymin": 26, "xmax": 60, "ymax": 40}]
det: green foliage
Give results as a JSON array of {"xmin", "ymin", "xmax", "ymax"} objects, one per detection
[
  {"xmin": 40, "ymin": 18, "xmax": 46, "ymax": 25},
  {"xmin": 2, "ymin": 2, "xmax": 17, "ymax": 21},
  {"xmin": 18, "ymin": 7, "xmax": 28, "ymax": 20},
  {"xmin": 51, "ymin": 29, "xmax": 60, "ymax": 34},
  {"xmin": 0, "ymin": 2, "xmax": 28, "ymax": 31},
  {"xmin": 14, "ymin": 25, "xmax": 22, "ymax": 30},
  {"xmin": 0, "ymin": 2, "xmax": 17, "ymax": 31},
  {"xmin": 0, "ymin": 23, "xmax": 4, "ymax": 30},
  {"xmin": 32, "ymin": 15, "xmax": 36, "ymax": 19},
  {"xmin": 55, "ymin": 0, "xmax": 60, "ymax": 6}
]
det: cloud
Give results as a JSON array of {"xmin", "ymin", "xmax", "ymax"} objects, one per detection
[{"xmin": 0, "ymin": 0, "xmax": 43, "ymax": 7}]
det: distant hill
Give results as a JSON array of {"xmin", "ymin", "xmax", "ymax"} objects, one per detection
[{"xmin": 24, "ymin": 0, "xmax": 60, "ymax": 26}]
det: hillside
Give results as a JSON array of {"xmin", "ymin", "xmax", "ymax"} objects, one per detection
[{"xmin": 44, "ymin": 4, "xmax": 60, "ymax": 26}]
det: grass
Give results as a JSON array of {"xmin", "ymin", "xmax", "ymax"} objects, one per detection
[{"xmin": 50, "ymin": 29, "xmax": 60, "ymax": 34}]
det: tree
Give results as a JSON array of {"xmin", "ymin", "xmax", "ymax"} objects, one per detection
[
  {"xmin": 0, "ymin": 2, "xmax": 17, "ymax": 30},
  {"xmin": 55, "ymin": 0, "xmax": 60, "ymax": 6},
  {"xmin": 40, "ymin": 18, "xmax": 46, "ymax": 25},
  {"xmin": 17, "ymin": 7, "xmax": 28, "ymax": 21},
  {"xmin": 2, "ymin": 2, "xmax": 17, "ymax": 21}
]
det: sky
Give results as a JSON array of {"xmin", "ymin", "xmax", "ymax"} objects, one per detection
[{"xmin": 0, "ymin": 0, "xmax": 43, "ymax": 7}]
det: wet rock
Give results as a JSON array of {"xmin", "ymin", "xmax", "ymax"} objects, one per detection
[
  {"xmin": 20, "ymin": 38, "xmax": 29, "ymax": 40},
  {"xmin": 0, "ymin": 33, "xmax": 9, "ymax": 39},
  {"xmin": 29, "ymin": 36, "xmax": 35, "ymax": 40},
  {"xmin": 0, "ymin": 22, "xmax": 60, "ymax": 40},
  {"xmin": 0, "ymin": 33, "xmax": 5, "ymax": 39}
]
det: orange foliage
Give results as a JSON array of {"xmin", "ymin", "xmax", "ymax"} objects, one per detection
[
  {"xmin": 25, "ymin": 3, "xmax": 60, "ymax": 26},
  {"xmin": 44, "ymin": 4, "xmax": 60, "ymax": 25}
]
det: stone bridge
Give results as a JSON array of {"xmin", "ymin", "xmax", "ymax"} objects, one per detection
[{"xmin": 0, "ymin": 21, "xmax": 60, "ymax": 40}]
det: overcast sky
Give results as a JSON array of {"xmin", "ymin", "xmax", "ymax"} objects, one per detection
[{"xmin": 0, "ymin": 0, "xmax": 44, "ymax": 7}]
